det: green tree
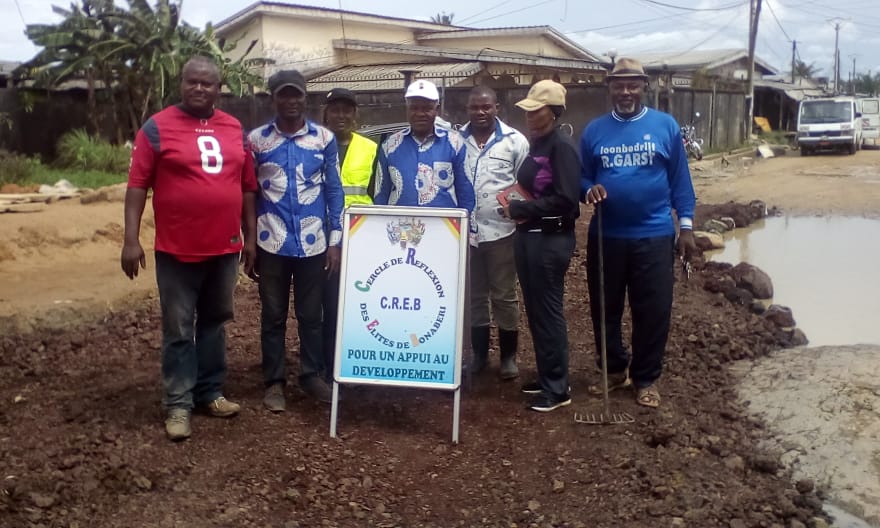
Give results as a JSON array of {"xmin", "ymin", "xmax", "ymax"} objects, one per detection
[
  {"xmin": 21, "ymin": 1, "xmax": 116, "ymax": 135},
  {"xmin": 430, "ymin": 11, "xmax": 455, "ymax": 25},
  {"xmin": 854, "ymin": 72, "xmax": 880, "ymax": 96},
  {"xmin": 792, "ymin": 59, "xmax": 819, "ymax": 81},
  {"xmin": 19, "ymin": 0, "xmax": 263, "ymax": 141}
]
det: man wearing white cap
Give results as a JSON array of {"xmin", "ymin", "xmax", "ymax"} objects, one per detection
[{"xmin": 373, "ymin": 79, "xmax": 475, "ymax": 213}]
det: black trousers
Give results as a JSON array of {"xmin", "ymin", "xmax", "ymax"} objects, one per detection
[
  {"xmin": 586, "ymin": 232, "xmax": 675, "ymax": 388},
  {"xmin": 514, "ymin": 230, "xmax": 575, "ymax": 398},
  {"xmin": 322, "ymin": 270, "xmax": 342, "ymax": 380},
  {"xmin": 258, "ymin": 249, "xmax": 326, "ymax": 386}
]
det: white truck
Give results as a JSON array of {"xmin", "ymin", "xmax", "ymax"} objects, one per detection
[
  {"xmin": 858, "ymin": 97, "xmax": 879, "ymax": 147},
  {"xmin": 797, "ymin": 96, "xmax": 862, "ymax": 155}
]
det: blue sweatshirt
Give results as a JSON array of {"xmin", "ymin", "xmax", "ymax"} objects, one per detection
[{"xmin": 580, "ymin": 107, "xmax": 696, "ymax": 238}]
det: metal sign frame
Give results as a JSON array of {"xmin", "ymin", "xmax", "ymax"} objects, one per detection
[{"xmin": 329, "ymin": 205, "xmax": 468, "ymax": 443}]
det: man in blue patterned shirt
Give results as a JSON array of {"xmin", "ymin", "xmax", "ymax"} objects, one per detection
[
  {"xmin": 248, "ymin": 70, "xmax": 345, "ymax": 409},
  {"xmin": 373, "ymin": 80, "xmax": 475, "ymax": 213}
]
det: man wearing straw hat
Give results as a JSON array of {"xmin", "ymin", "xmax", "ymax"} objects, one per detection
[{"xmin": 579, "ymin": 58, "xmax": 698, "ymax": 409}]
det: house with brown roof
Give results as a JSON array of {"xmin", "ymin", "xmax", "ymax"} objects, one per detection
[{"xmin": 214, "ymin": 2, "xmax": 604, "ymax": 91}]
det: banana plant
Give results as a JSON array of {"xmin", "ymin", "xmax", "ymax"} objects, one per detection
[{"xmin": 19, "ymin": 0, "xmax": 265, "ymax": 139}]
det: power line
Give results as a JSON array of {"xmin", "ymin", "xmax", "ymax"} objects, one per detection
[
  {"xmin": 777, "ymin": 0, "xmax": 880, "ymax": 25},
  {"xmin": 456, "ymin": 0, "xmax": 511, "ymax": 25},
  {"xmin": 12, "ymin": 0, "xmax": 27, "ymax": 27},
  {"xmin": 626, "ymin": 0, "xmax": 746, "ymax": 38},
  {"xmin": 565, "ymin": 12, "xmax": 682, "ymax": 35},
  {"xmin": 673, "ymin": 11, "xmax": 742, "ymax": 55},
  {"xmin": 764, "ymin": 0, "xmax": 792, "ymax": 42},
  {"xmin": 757, "ymin": 33, "xmax": 786, "ymax": 65},
  {"xmin": 624, "ymin": 10, "xmax": 742, "ymax": 56},
  {"xmin": 636, "ymin": 0, "xmax": 746, "ymax": 12},
  {"xmin": 465, "ymin": 0, "xmax": 558, "ymax": 26}
]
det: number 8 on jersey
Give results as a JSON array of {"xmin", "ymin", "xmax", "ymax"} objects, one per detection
[{"xmin": 197, "ymin": 135, "xmax": 224, "ymax": 174}]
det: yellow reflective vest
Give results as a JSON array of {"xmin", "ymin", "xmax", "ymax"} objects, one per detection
[{"xmin": 340, "ymin": 132, "xmax": 377, "ymax": 207}]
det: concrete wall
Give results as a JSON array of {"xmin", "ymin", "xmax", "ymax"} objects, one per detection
[
  {"xmin": 422, "ymin": 35, "xmax": 573, "ymax": 59},
  {"xmin": 223, "ymin": 14, "xmax": 422, "ymax": 75},
  {"xmin": 223, "ymin": 12, "xmax": 597, "ymax": 78}
]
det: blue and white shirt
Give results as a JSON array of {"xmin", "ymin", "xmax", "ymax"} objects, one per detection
[
  {"xmin": 580, "ymin": 107, "xmax": 696, "ymax": 239},
  {"xmin": 249, "ymin": 119, "xmax": 344, "ymax": 258},
  {"xmin": 460, "ymin": 118, "xmax": 529, "ymax": 245},
  {"xmin": 374, "ymin": 124, "xmax": 476, "ymax": 213}
]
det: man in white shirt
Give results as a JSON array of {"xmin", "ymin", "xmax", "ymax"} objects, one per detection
[{"xmin": 460, "ymin": 86, "xmax": 529, "ymax": 379}]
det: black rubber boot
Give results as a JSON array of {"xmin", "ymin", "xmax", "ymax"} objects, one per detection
[
  {"xmin": 498, "ymin": 329, "xmax": 519, "ymax": 380},
  {"xmin": 470, "ymin": 326, "xmax": 491, "ymax": 374}
]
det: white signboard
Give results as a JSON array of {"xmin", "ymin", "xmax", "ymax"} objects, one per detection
[{"xmin": 330, "ymin": 205, "xmax": 468, "ymax": 442}]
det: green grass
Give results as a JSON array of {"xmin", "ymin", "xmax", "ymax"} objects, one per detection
[
  {"xmin": 0, "ymin": 129, "xmax": 130, "ymax": 189},
  {"xmin": 0, "ymin": 160, "xmax": 126, "ymax": 189},
  {"xmin": 30, "ymin": 166, "xmax": 127, "ymax": 189},
  {"xmin": 56, "ymin": 129, "xmax": 131, "ymax": 174}
]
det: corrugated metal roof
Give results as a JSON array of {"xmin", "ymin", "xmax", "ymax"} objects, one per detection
[
  {"xmin": 0, "ymin": 61, "xmax": 20, "ymax": 77},
  {"xmin": 335, "ymin": 39, "xmax": 603, "ymax": 71},
  {"xmin": 754, "ymin": 78, "xmax": 829, "ymax": 102},
  {"xmin": 307, "ymin": 62, "xmax": 484, "ymax": 91},
  {"xmin": 633, "ymin": 49, "xmax": 777, "ymax": 75},
  {"xmin": 417, "ymin": 26, "xmax": 601, "ymax": 62}
]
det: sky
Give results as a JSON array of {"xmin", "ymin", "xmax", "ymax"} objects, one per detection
[{"xmin": 4, "ymin": 0, "xmax": 880, "ymax": 78}]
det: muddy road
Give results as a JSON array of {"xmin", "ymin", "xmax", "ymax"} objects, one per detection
[{"xmin": 1, "ymin": 147, "xmax": 879, "ymax": 527}]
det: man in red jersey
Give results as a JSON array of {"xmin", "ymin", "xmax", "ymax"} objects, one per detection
[{"xmin": 121, "ymin": 56, "xmax": 258, "ymax": 441}]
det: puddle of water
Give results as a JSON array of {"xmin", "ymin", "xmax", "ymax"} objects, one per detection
[
  {"xmin": 825, "ymin": 503, "xmax": 879, "ymax": 528},
  {"xmin": 736, "ymin": 345, "xmax": 880, "ymax": 528},
  {"xmin": 708, "ymin": 216, "xmax": 880, "ymax": 347}
]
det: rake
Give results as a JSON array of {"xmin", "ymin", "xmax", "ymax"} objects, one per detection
[{"xmin": 574, "ymin": 203, "xmax": 634, "ymax": 426}]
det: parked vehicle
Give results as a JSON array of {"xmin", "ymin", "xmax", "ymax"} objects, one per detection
[
  {"xmin": 858, "ymin": 97, "xmax": 879, "ymax": 148},
  {"xmin": 796, "ymin": 96, "xmax": 862, "ymax": 155},
  {"xmin": 681, "ymin": 112, "xmax": 704, "ymax": 161}
]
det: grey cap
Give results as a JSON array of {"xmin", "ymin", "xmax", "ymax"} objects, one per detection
[{"xmin": 268, "ymin": 70, "xmax": 306, "ymax": 95}]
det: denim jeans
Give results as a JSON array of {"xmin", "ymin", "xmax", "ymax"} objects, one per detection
[
  {"xmin": 514, "ymin": 230, "xmax": 575, "ymax": 398},
  {"xmin": 258, "ymin": 249, "xmax": 326, "ymax": 387},
  {"xmin": 470, "ymin": 233, "xmax": 520, "ymax": 331},
  {"xmin": 155, "ymin": 251, "xmax": 238, "ymax": 411},
  {"xmin": 586, "ymin": 233, "xmax": 675, "ymax": 388}
]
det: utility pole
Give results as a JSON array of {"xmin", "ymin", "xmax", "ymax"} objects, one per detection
[
  {"xmin": 746, "ymin": 0, "xmax": 762, "ymax": 140},
  {"xmin": 791, "ymin": 40, "xmax": 796, "ymax": 84},
  {"xmin": 829, "ymin": 19, "xmax": 844, "ymax": 94},
  {"xmin": 851, "ymin": 55, "xmax": 857, "ymax": 95},
  {"xmin": 836, "ymin": 48, "xmax": 841, "ymax": 94}
]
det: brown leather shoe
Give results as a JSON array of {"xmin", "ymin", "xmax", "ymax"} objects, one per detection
[{"xmin": 205, "ymin": 396, "xmax": 240, "ymax": 417}]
